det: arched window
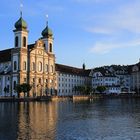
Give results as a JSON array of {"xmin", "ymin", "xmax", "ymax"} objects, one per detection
[
  {"xmin": 13, "ymin": 81, "xmax": 16, "ymax": 90},
  {"xmin": 14, "ymin": 61, "xmax": 17, "ymax": 71},
  {"xmin": 23, "ymin": 36, "xmax": 26, "ymax": 47},
  {"xmin": 51, "ymin": 65, "xmax": 53, "ymax": 73},
  {"xmin": 39, "ymin": 78, "xmax": 41, "ymax": 84},
  {"xmin": 38, "ymin": 62, "xmax": 42, "ymax": 72},
  {"xmin": 15, "ymin": 36, "xmax": 18, "ymax": 47},
  {"xmin": 32, "ymin": 62, "xmax": 35, "ymax": 71},
  {"xmin": 7, "ymin": 85, "xmax": 9, "ymax": 93},
  {"xmin": 23, "ymin": 61, "xmax": 26, "ymax": 70},
  {"xmin": 49, "ymin": 43, "xmax": 52, "ymax": 52},
  {"xmin": 46, "ymin": 64, "xmax": 48, "ymax": 72}
]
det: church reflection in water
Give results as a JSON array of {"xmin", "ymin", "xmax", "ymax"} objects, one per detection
[{"xmin": 17, "ymin": 101, "xmax": 58, "ymax": 140}]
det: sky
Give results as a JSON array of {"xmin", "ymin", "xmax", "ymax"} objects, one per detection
[{"xmin": 1, "ymin": 0, "xmax": 140, "ymax": 69}]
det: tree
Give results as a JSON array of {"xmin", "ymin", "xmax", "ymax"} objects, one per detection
[
  {"xmin": 15, "ymin": 83, "xmax": 32, "ymax": 98},
  {"xmin": 85, "ymin": 86, "xmax": 93, "ymax": 95},
  {"xmin": 21, "ymin": 83, "xmax": 32, "ymax": 97},
  {"xmin": 96, "ymin": 86, "xmax": 106, "ymax": 94},
  {"xmin": 73, "ymin": 85, "xmax": 93, "ymax": 95},
  {"xmin": 15, "ymin": 84, "xmax": 23, "ymax": 98}
]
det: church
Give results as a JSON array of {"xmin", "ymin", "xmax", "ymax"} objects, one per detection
[{"xmin": 0, "ymin": 14, "xmax": 56, "ymax": 97}]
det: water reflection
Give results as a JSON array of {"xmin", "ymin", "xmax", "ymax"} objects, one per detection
[
  {"xmin": 17, "ymin": 102, "xmax": 58, "ymax": 140},
  {"xmin": 0, "ymin": 99, "xmax": 140, "ymax": 140}
]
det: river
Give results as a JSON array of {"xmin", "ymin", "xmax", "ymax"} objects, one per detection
[{"xmin": 0, "ymin": 98, "xmax": 140, "ymax": 140}]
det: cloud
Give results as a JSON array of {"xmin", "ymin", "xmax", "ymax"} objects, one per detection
[
  {"xmin": 90, "ymin": 39, "xmax": 140, "ymax": 54},
  {"xmin": 86, "ymin": 27, "xmax": 113, "ymax": 34},
  {"xmin": 85, "ymin": 1, "xmax": 140, "ymax": 34}
]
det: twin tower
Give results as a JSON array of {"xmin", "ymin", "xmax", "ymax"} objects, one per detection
[
  {"xmin": 13, "ymin": 15, "xmax": 54, "ymax": 53},
  {"xmin": 11, "ymin": 14, "xmax": 56, "ymax": 97}
]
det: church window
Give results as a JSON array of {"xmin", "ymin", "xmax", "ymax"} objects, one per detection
[
  {"xmin": 15, "ymin": 36, "xmax": 18, "ymax": 47},
  {"xmin": 7, "ymin": 77, "xmax": 10, "ymax": 81},
  {"xmin": 23, "ymin": 61, "xmax": 26, "ymax": 70},
  {"xmin": 7, "ymin": 85, "xmax": 9, "ymax": 93},
  {"xmin": 14, "ymin": 61, "xmax": 17, "ymax": 71},
  {"xmin": 38, "ymin": 62, "xmax": 42, "ymax": 72},
  {"xmin": 46, "ymin": 64, "xmax": 48, "ymax": 72},
  {"xmin": 49, "ymin": 43, "xmax": 52, "ymax": 52},
  {"xmin": 24, "ymin": 78, "xmax": 26, "ymax": 83},
  {"xmin": 39, "ymin": 78, "xmax": 41, "ymax": 84},
  {"xmin": 13, "ymin": 81, "xmax": 16, "ymax": 90},
  {"xmin": 23, "ymin": 36, "xmax": 26, "ymax": 47},
  {"xmin": 51, "ymin": 65, "xmax": 53, "ymax": 73},
  {"xmin": 32, "ymin": 62, "xmax": 35, "ymax": 71},
  {"xmin": 33, "ymin": 78, "xmax": 35, "ymax": 83}
]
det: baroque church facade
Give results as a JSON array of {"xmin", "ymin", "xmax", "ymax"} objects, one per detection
[{"xmin": 0, "ymin": 15, "xmax": 56, "ymax": 97}]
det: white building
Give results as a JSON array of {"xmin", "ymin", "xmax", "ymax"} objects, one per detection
[{"xmin": 55, "ymin": 64, "xmax": 91, "ymax": 96}]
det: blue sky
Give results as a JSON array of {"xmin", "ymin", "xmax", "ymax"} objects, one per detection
[{"xmin": 1, "ymin": 0, "xmax": 140, "ymax": 68}]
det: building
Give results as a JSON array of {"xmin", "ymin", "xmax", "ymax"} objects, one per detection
[
  {"xmin": 55, "ymin": 64, "xmax": 91, "ymax": 96},
  {"xmin": 0, "ymin": 14, "xmax": 56, "ymax": 97},
  {"xmin": 131, "ymin": 62, "xmax": 140, "ymax": 93},
  {"xmin": 0, "ymin": 13, "xmax": 139, "ymax": 97},
  {"xmin": 91, "ymin": 67, "xmax": 121, "ymax": 94},
  {"xmin": 91, "ymin": 65, "xmax": 131, "ymax": 94}
]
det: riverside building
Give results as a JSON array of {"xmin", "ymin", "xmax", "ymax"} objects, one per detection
[
  {"xmin": 0, "ymin": 14, "xmax": 56, "ymax": 97},
  {"xmin": 55, "ymin": 64, "xmax": 91, "ymax": 96},
  {"xmin": 0, "ymin": 14, "xmax": 138, "ymax": 97}
]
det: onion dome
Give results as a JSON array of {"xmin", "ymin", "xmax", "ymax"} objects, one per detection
[
  {"xmin": 15, "ymin": 17, "xmax": 27, "ymax": 30},
  {"xmin": 41, "ymin": 26, "xmax": 53, "ymax": 37}
]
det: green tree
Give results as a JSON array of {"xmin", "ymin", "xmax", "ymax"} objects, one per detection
[
  {"xmin": 96, "ymin": 86, "xmax": 106, "ymax": 94},
  {"xmin": 73, "ymin": 85, "xmax": 93, "ymax": 95},
  {"xmin": 15, "ymin": 84, "xmax": 23, "ymax": 98},
  {"xmin": 21, "ymin": 83, "xmax": 32, "ymax": 97}
]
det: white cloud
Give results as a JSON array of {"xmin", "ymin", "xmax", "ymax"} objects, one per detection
[
  {"xmin": 90, "ymin": 39, "xmax": 140, "ymax": 54},
  {"xmin": 85, "ymin": 1, "xmax": 140, "ymax": 34},
  {"xmin": 86, "ymin": 27, "xmax": 113, "ymax": 34}
]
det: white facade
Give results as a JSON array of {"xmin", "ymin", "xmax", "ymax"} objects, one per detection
[{"xmin": 56, "ymin": 64, "xmax": 91, "ymax": 96}]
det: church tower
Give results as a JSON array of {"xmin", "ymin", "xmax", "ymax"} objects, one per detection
[
  {"xmin": 11, "ymin": 12, "xmax": 28, "ymax": 96},
  {"xmin": 41, "ymin": 21, "xmax": 56, "ymax": 95},
  {"xmin": 41, "ymin": 22, "xmax": 54, "ymax": 54}
]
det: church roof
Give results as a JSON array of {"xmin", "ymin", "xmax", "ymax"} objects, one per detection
[
  {"xmin": 15, "ymin": 17, "xmax": 27, "ymax": 30},
  {"xmin": 0, "ymin": 48, "xmax": 12, "ymax": 63},
  {"xmin": 42, "ymin": 25, "xmax": 53, "ymax": 38}
]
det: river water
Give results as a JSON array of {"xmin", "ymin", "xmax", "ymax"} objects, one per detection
[{"xmin": 0, "ymin": 99, "xmax": 140, "ymax": 140}]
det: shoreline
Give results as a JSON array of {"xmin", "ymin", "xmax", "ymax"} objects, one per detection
[{"xmin": 0, "ymin": 94, "xmax": 140, "ymax": 102}]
